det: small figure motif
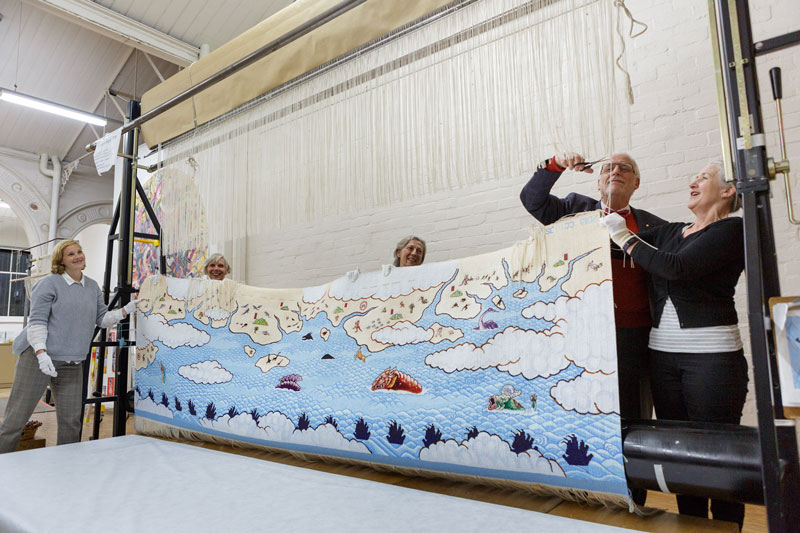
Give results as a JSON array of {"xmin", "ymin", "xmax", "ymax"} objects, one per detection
[
  {"xmin": 488, "ymin": 385, "xmax": 524, "ymax": 410},
  {"xmin": 491, "ymin": 294, "xmax": 506, "ymax": 310},
  {"xmin": 276, "ymin": 374, "xmax": 302, "ymax": 391},
  {"xmin": 474, "ymin": 308, "xmax": 499, "ymax": 330}
]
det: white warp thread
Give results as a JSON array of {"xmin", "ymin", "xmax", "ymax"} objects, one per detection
[{"xmin": 156, "ymin": 0, "xmax": 633, "ymax": 254}]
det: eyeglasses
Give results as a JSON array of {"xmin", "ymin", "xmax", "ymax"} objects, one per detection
[{"xmin": 600, "ymin": 162, "xmax": 635, "ymax": 174}]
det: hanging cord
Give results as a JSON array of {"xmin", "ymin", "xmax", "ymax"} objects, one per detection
[
  {"xmin": 186, "ymin": 61, "xmax": 200, "ymax": 131},
  {"xmin": 14, "ymin": 1, "xmax": 22, "ymax": 91},
  {"xmin": 614, "ymin": 0, "xmax": 648, "ymax": 105}
]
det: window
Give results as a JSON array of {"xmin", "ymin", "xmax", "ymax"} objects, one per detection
[{"xmin": 0, "ymin": 249, "xmax": 30, "ymax": 317}]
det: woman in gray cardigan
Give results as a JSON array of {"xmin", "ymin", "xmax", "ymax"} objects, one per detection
[{"xmin": 0, "ymin": 240, "xmax": 135, "ymax": 453}]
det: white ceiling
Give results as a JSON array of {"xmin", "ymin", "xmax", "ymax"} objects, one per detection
[{"xmin": 0, "ymin": 0, "xmax": 293, "ymax": 161}]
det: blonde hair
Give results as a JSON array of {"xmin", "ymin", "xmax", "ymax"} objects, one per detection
[
  {"xmin": 203, "ymin": 253, "xmax": 231, "ymax": 276},
  {"xmin": 51, "ymin": 240, "xmax": 80, "ymax": 274},
  {"xmin": 393, "ymin": 236, "xmax": 426, "ymax": 267}
]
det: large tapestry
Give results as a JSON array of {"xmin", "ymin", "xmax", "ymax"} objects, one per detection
[{"xmin": 134, "ymin": 212, "xmax": 628, "ymax": 503}]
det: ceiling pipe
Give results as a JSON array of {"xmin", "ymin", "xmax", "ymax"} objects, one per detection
[{"xmin": 39, "ymin": 153, "xmax": 62, "ymax": 252}]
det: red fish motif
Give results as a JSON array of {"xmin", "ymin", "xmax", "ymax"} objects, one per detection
[{"xmin": 371, "ymin": 367, "xmax": 422, "ymax": 394}]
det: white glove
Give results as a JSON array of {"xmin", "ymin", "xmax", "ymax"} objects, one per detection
[
  {"xmin": 346, "ymin": 268, "xmax": 360, "ymax": 282},
  {"xmin": 36, "ymin": 352, "xmax": 58, "ymax": 377},
  {"xmin": 382, "ymin": 264, "xmax": 393, "ymax": 277},
  {"xmin": 599, "ymin": 212, "xmax": 634, "ymax": 249},
  {"xmin": 123, "ymin": 299, "xmax": 137, "ymax": 316}
]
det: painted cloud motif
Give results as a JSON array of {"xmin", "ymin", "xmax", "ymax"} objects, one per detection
[
  {"xmin": 419, "ymin": 432, "xmax": 565, "ymax": 477},
  {"xmin": 137, "ymin": 312, "xmax": 211, "ymax": 349},
  {"xmin": 178, "ymin": 360, "xmax": 233, "ymax": 384},
  {"xmin": 550, "ymin": 371, "xmax": 619, "ymax": 415},
  {"xmin": 425, "ymin": 326, "xmax": 570, "ymax": 378}
]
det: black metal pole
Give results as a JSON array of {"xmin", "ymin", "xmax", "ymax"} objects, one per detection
[
  {"xmin": 715, "ymin": 1, "xmax": 800, "ymax": 530},
  {"xmin": 113, "ymin": 100, "xmax": 140, "ymax": 437}
]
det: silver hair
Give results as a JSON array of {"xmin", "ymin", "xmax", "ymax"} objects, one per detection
[
  {"xmin": 612, "ymin": 152, "xmax": 640, "ymax": 179},
  {"xmin": 708, "ymin": 159, "xmax": 741, "ymax": 212},
  {"xmin": 393, "ymin": 236, "xmax": 426, "ymax": 267},
  {"xmin": 204, "ymin": 253, "xmax": 231, "ymax": 275}
]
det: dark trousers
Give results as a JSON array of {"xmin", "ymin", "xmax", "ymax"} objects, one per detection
[
  {"xmin": 617, "ymin": 327, "xmax": 653, "ymax": 421},
  {"xmin": 617, "ymin": 327, "xmax": 652, "ymax": 507},
  {"xmin": 650, "ymin": 348, "xmax": 748, "ymax": 530}
]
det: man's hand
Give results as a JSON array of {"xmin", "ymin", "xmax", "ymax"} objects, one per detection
[
  {"xmin": 554, "ymin": 152, "xmax": 593, "ymax": 173},
  {"xmin": 599, "ymin": 212, "xmax": 634, "ymax": 249},
  {"xmin": 36, "ymin": 351, "xmax": 58, "ymax": 377}
]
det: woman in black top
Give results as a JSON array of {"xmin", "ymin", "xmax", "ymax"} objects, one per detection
[{"xmin": 602, "ymin": 161, "xmax": 747, "ymax": 529}]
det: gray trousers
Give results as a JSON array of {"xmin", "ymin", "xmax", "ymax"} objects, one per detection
[{"xmin": 0, "ymin": 347, "xmax": 85, "ymax": 454}]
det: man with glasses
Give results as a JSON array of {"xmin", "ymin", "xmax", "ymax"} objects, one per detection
[{"xmin": 520, "ymin": 153, "xmax": 664, "ymax": 504}]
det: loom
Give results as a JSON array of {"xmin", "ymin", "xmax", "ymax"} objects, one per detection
[{"xmin": 78, "ymin": 0, "xmax": 799, "ymax": 529}]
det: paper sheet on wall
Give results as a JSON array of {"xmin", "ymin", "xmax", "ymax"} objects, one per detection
[
  {"xmin": 93, "ymin": 127, "xmax": 122, "ymax": 175},
  {"xmin": 133, "ymin": 212, "xmax": 629, "ymax": 503}
]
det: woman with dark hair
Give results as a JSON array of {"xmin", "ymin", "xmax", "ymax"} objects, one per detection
[
  {"xmin": 393, "ymin": 236, "xmax": 426, "ymax": 267},
  {"xmin": 0, "ymin": 240, "xmax": 135, "ymax": 453},
  {"xmin": 602, "ymin": 160, "xmax": 747, "ymax": 529}
]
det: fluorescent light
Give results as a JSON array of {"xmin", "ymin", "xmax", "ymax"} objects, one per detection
[
  {"xmin": 0, "ymin": 87, "xmax": 108, "ymax": 126},
  {"xmin": 0, "ymin": 200, "xmax": 9, "ymax": 209}
]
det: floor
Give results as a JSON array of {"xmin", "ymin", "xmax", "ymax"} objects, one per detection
[{"xmin": 1, "ymin": 386, "xmax": 768, "ymax": 532}]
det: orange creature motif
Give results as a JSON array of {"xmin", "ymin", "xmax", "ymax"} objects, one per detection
[{"xmin": 371, "ymin": 367, "xmax": 422, "ymax": 394}]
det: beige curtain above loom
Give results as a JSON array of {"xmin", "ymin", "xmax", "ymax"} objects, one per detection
[{"xmin": 140, "ymin": 0, "xmax": 454, "ymax": 147}]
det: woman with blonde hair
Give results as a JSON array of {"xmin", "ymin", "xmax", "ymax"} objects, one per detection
[
  {"xmin": 0, "ymin": 240, "xmax": 135, "ymax": 453},
  {"xmin": 203, "ymin": 253, "xmax": 232, "ymax": 280},
  {"xmin": 602, "ymin": 160, "xmax": 747, "ymax": 529}
]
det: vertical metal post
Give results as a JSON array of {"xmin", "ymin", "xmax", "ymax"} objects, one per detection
[
  {"xmin": 91, "ymin": 202, "xmax": 119, "ymax": 440},
  {"xmin": 714, "ymin": 1, "xmax": 800, "ymax": 530},
  {"xmin": 113, "ymin": 100, "xmax": 141, "ymax": 437}
]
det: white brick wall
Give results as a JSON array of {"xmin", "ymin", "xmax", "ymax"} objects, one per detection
[{"xmin": 243, "ymin": 1, "xmax": 800, "ymax": 426}]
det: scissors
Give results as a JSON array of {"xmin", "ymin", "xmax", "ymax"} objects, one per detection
[{"xmin": 576, "ymin": 157, "xmax": 608, "ymax": 171}]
